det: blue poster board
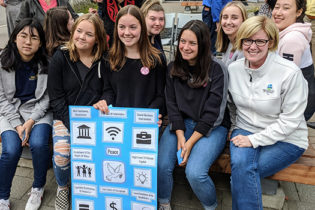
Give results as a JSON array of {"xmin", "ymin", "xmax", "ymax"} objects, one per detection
[{"xmin": 69, "ymin": 106, "xmax": 159, "ymax": 210}]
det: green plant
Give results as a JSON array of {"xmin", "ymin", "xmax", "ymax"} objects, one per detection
[{"xmin": 71, "ymin": 0, "xmax": 98, "ymax": 14}]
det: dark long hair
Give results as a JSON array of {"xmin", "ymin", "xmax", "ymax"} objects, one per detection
[
  {"xmin": 0, "ymin": 18, "xmax": 48, "ymax": 73},
  {"xmin": 171, "ymin": 20, "xmax": 212, "ymax": 88},
  {"xmin": 267, "ymin": 0, "xmax": 276, "ymax": 10},
  {"xmin": 295, "ymin": 0, "xmax": 306, "ymax": 23}
]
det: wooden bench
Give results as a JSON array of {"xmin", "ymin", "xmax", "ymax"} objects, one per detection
[
  {"xmin": 210, "ymin": 139, "xmax": 315, "ymax": 185},
  {"xmin": 180, "ymin": 1, "xmax": 203, "ymax": 7}
]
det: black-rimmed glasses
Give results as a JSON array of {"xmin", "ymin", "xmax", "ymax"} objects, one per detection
[{"xmin": 242, "ymin": 38, "xmax": 269, "ymax": 47}]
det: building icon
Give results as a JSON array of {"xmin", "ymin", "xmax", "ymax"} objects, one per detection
[{"xmin": 77, "ymin": 124, "xmax": 91, "ymax": 139}]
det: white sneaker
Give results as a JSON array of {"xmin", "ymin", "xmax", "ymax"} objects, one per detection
[
  {"xmin": 25, "ymin": 188, "xmax": 44, "ymax": 210},
  {"xmin": 55, "ymin": 186, "xmax": 69, "ymax": 210},
  {"xmin": 158, "ymin": 203, "xmax": 172, "ymax": 210},
  {"xmin": 0, "ymin": 199, "xmax": 10, "ymax": 210}
]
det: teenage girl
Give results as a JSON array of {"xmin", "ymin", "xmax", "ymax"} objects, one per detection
[
  {"xmin": 94, "ymin": 5, "xmax": 166, "ymax": 123},
  {"xmin": 158, "ymin": 20, "xmax": 230, "ymax": 210}
]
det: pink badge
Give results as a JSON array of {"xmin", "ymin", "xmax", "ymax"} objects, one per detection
[{"xmin": 140, "ymin": 66, "xmax": 150, "ymax": 75}]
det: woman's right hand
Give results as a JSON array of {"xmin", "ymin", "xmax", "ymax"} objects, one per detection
[
  {"xmin": 93, "ymin": 99, "xmax": 109, "ymax": 114},
  {"xmin": 16, "ymin": 125, "xmax": 25, "ymax": 142},
  {"xmin": 176, "ymin": 130, "xmax": 186, "ymax": 152}
]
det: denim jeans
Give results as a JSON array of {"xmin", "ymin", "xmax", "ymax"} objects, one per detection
[
  {"xmin": 52, "ymin": 120, "xmax": 71, "ymax": 187},
  {"xmin": 202, "ymin": 7, "xmax": 217, "ymax": 55},
  {"xmin": 230, "ymin": 129, "xmax": 305, "ymax": 210},
  {"xmin": 0, "ymin": 123, "xmax": 51, "ymax": 199},
  {"xmin": 158, "ymin": 119, "xmax": 227, "ymax": 209}
]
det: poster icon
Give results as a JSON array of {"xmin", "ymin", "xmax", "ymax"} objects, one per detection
[
  {"xmin": 72, "ymin": 122, "xmax": 96, "ymax": 145},
  {"xmin": 105, "ymin": 197, "xmax": 122, "ymax": 210},
  {"xmin": 73, "ymin": 162, "xmax": 96, "ymax": 182},
  {"xmin": 103, "ymin": 161, "xmax": 126, "ymax": 183},
  {"xmin": 134, "ymin": 168, "xmax": 152, "ymax": 189},
  {"xmin": 136, "ymin": 132, "xmax": 151, "ymax": 144},
  {"xmin": 103, "ymin": 122, "xmax": 124, "ymax": 143},
  {"xmin": 75, "ymin": 199, "xmax": 94, "ymax": 210},
  {"xmin": 132, "ymin": 128, "xmax": 157, "ymax": 150},
  {"xmin": 77, "ymin": 124, "xmax": 92, "ymax": 139}
]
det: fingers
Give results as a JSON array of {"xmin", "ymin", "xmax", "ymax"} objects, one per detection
[
  {"xmin": 93, "ymin": 100, "xmax": 109, "ymax": 114},
  {"xmin": 157, "ymin": 119, "xmax": 162, "ymax": 127}
]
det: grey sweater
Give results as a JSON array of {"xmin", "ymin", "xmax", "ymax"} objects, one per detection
[{"xmin": 0, "ymin": 63, "xmax": 52, "ymax": 134}]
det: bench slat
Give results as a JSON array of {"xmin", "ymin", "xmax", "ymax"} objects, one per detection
[{"xmin": 180, "ymin": 1, "xmax": 203, "ymax": 7}]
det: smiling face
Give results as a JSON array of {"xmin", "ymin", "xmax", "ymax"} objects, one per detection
[
  {"xmin": 221, "ymin": 5, "xmax": 244, "ymax": 40},
  {"xmin": 15, "ymin": 26, "xmax": 41, "ymax": 62},
  {"xmin": 242, "ymin": 29, "xmax": 270, "ymax": 69},
  {"xmin": 145, "ymin": 10, "xmax": 165, "ymax": 36},
  {"xmin": 73, "ymin": 20, "xmax": 96, "ymax": 52},
  {"xmin": 272, "ymin": 0, "xmax": 302, "ymax": 31},
  {"xmin": 117, "ymin": 14, "xmax": 141, "ymax": 49},
  {"xmin": 179, "ymin": 29, "xmax": 198, "ymax": 66}
]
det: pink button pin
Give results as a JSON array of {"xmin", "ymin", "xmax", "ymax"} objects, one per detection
[{"xmin": 140, "ymin": 67, "xmax": 150, "ymax": 75}]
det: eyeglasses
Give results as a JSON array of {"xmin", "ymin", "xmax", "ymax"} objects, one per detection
[
  {"xmin": 242, "ymin": 38, "xmax": 269, "ymax": 47},
  {"xmin": 17, "ymin": 34, "xmax": 40, "ymax": 42}
]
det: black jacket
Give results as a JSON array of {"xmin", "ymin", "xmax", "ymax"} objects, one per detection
[
  {"xmin": 16, "ymin": 0, "xmax": 78, "ymax": 25},
  {"xmin": 48, "ymin": 49, "xmax": 107, "ymax": 130}
]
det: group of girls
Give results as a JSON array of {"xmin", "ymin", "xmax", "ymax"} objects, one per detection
[{"xmin": 0, "ymin": 1, "xmax": 313, "ymax": 210}]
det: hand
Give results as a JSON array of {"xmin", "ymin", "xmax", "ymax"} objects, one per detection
[
  {"xmin": 89, "ymin": 8, "xmax": 98, "ymax": 14},
  {"xmin": 157, "ymin": 114, "xmax": 162, "ymax": 127},
  {"xmin": 0, "ymin": 0, "xmax": 6, "ymax": 7},
  {"xmin": 93, "ymin": 100, "xmax": 109, "ymax": 114},
  {"xmin": 93, "ymin": 0, "xmax": 103, "ymax": 2},
  {"xmin": 16, "ymin": 125, "xmax": 24, "ymax": 142},
  {"xmin": 180, "ymin": 140, "xmax": 193, "ymax": 166},
  {"xmin": 22, "ymin": 119, "xmax": 35, "ymax": 146},
  {"xmin": 176, "ymin": 130, "xmax": 185, "ymax": 151},
  {"xmin": 231, "ymin": 135, "xmax": 252, "ymax": 147}
]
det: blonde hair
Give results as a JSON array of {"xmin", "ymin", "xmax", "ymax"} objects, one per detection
[
  {"xmin": 65, "ymin": 13, "xmax": 108, "ymax": 62},
  {"xmin": 140, "ymin": 0, "xmax": 165, "ymax": 18},
  {"xmin": 109, "ymin": 5, "xmax": 161, "ymax": 71},
  {"xmin": 216, "ymin": 1, "xmax": 247, "ymax": 53},
  {"xmin": 235, "ymin": 15, "xmax": 279, "ymax": 51}
]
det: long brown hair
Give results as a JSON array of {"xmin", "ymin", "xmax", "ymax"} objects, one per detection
[
  {"xmin": 172, "ymin": 20, "xmax": 212, "ymax": 88},
  {"xmin": 109, "ymin": 5, "xmax": 161, "ymax": 71},
  {"xmin": 44, "ymin": 6, "xmax": 71, "ymax": 56},
  {"xmin": 65, "ymin": 13, "xmax": 108, "ymax": 62}
]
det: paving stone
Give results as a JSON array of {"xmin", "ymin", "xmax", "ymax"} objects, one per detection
[
  {"xmin": 171, "ymin": 183, "xmax": 203, "ymax": 209},
  {"xmin": 296, "ymin": 183, "xmax": 315, "ymax": 203},
  {"xmin": 221, "ymin": 190, "xmax": 232, "ymax": 207},
  {"xmin": 295, "ymin": 201, "xmax": 315, "ymax": 210},
  {"xmin": 262, "ymin": 187, "xmax": 285, "ymax": 210},
  {"xmin": 10, "ymin": 175, "xmax": 32, "ymax": 200},
  {"xmin": 17, "ymin": 158, "xmax": 33, "ymax": 168},
  {"xmin": 15, "ymin": 166, "xmax": 33, "ymax": 177},
  {"xmin": 41, "ymin": 180, "xmax": 58, "ymax": 207},
  {"xmin": 280, "ymin": 181, "xmax": 299, "ymax": 201}
]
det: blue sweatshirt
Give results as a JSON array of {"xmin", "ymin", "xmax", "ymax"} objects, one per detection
[{"xmin": 202, "ymin": 0, "xmax": 232, "ymax": 23}]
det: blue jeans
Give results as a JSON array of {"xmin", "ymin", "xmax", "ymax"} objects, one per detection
[
  {"xmin": 158, "ymin": 119, "xmax": 227, "ymax": 209},
  {"xmin": 202, "ymin": 6, "xmax": 217, "ymax": 55},
  {"xmin": 0, "ymin": 124, "xmax": 51, "ymax": 199},
  {"xmin": 52, "ymin": 120, "xmax": 71, "ymax": 187},
  {"xmin": 230, "ymin": 129, "xmax": 305, "ymax": 210}
]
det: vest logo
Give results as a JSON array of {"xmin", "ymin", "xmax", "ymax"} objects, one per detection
[{"xmin": 263, "ymin": 84, "xmax": 274, "ymax": 95}]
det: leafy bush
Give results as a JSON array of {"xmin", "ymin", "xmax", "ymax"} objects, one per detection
[{"xmin": 71, "ymin": 0, "xmax": 98, "ymax": 14}]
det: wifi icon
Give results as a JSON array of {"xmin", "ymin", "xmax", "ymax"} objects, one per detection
[{"xmin": 106, "ymin": 127, "xmax": 121, "ymax": 140}]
